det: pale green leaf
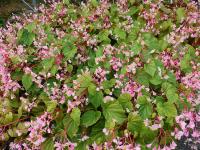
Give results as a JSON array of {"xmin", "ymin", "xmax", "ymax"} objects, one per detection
[{"xmin": 22, "ymin": 74, "xmax": 33, "ymax": 90}]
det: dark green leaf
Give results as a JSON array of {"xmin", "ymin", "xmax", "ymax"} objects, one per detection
[
  {"xmin": 41, "ymin": 57, "xmax": 55, "ymax": 73},
  {"xmin": 62, "ymin": 42, "xmax": 77, "ymax": 60},
  {"xmin": 81, "ymin": 110, "xmax": 101, "ymax": 127},
  {"xmin": 157, "ymin": 102, "xmax": 177, "ymax": 118},
  {"xmin": 144, "ymin": 60, "xmax": 157, "ymax": 77},
  {"xmin": 118, "ymin": 93, "xmax": 133, "ymax": 111},
  {"xmin": 137, "ymin": 96, "xmax": 153, "ymax": 119},
  {"xmin": 18, "ymin": 29, "xmax": 35, "ymax": 46},
  {"xmin": 70, "ymin": 108, "xmax": 81, "ymax": 125},
  {"xmin": 22, "ymin": 74, "xmax": 33, "ymax": 90},
  {"xmin": 127, "ymin": 6, "xmax": 139, "ymax": 16},
  {"xmin": 88, "ymin": 87, "xmax": 103, "ymax": 109},
  {"xmin": 127, "ymin": 112, "xmax": 143, "ymax": 133},
  {"xmin": 131, "ymin": 43, "xmax": 142, "ymax": 56},
  {"xmin": 41, "ymin": 138, "xmax": 54, "ymax": 150},
  {"xmin": 102, "ymin": 101, "xmax": 126, "ymax": 124},
  {"xmin": 114, "ymin": 27, "xmax": 126, "ymax": 40},
  {"xmin": 150, "ymin": 74, "xmax": 162, "ymax": 85}
]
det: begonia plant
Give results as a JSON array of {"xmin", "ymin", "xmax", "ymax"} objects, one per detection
[{"xmin": 0, "ymin": 0, "xmax": 199, "ymax": 149}]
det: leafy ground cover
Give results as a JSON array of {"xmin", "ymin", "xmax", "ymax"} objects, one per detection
[{"xmin": 0, "ymin": 0, "xmax": 199, "ymax": 149}]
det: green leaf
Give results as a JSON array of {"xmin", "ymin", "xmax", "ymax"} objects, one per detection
[
  {"xmin": 180, "ymin": 44, "xmax": 195, "ymax": 73},
  {"xmin": 143, "ymin": 33, "xmax": 160, "ymax": 51},
  {"xmin": 62, "ymin": 108, "xmax": 81, "ymax": 138},
  {"xmin": 127, "ymin": 28, "xmax": 138, "ymax": 41},
  {"xmin": 76, "ymin": 72, "xmax": 93, "ymax": 96},
  {"xmin": 98, "ymin": 30, "xmax": 110, "ymax": 43},
  {"xmin": 166, "ymin": 71, "xmax": 177, "ymax": 85},
  {"xmin": 67, "ymin": 122, "xmax": 78, "ymax": 138},
  {"xmin": 22, "ymin": 74, "xmax": 33, "ymax": 90},
  {"xmin": 162, "ymin": 82, "xmax": 175, "ymax": 92},
  {"xmin": 157, "ymin": 102, "xmax": 177, "ymax": 118},
  {"xmin": 5, "ymin": 112, "xmax": 13, "ymax": 124},
  {"xmin": 102, "ymin": 79, "xmax": 116, "ymax": 89},
  {"xmin": 139, "ymin": 126, "xmax": 157, "ymax": 144},
  {"xmin": 88, "ymin": 85, "xmax": 103, "ymax": 108},
  {"xmin": 102, "ymin": 101, "xmax": 126, "ymax": 124},
  {"xmin": 50, "ymin": 65, "xmax": 58, "ymax": 76},
  {"xmin": 25, "ymin": 22, "xmax": 36, "ymax": 32},
  {"xmin": 18, "ymin": 29, "xmax": 35, "ymax": 46},
  {"xmin": 63, "ymin": 0, "xmax": 70, "ymax": 5},
  {"xmin": 96, "ymin": 47, "xmax": 103, "ymax": 57},
  {"xmin": 137, "ymin": 96, "xmax": 153, "ymax": 119},
  {"xmin": 176, "ymin": 8, "xmax": 185, "ymax": 23},
  {"xmin": 158, "ymin": 38, "xmax": 169, "ymax": 51},
  {"xmin": 127, "ymin": 112, "xmax": 143, "ymax": 133},
  {"xmin": 91, "ymin": 0, "xmax": 98, "ymax": 6},
  {"xmin": 160, "ymin": 20, "xmax": 172, "ymax": 31},
  {"xmin": 9, "ymin": 99, "xmax": 20, "ymax": 108},
  {"xmin": 81, "ymin": 110, "xmax": 101, "ymax": 127},
  {"xmin": 135, "ymin": 69, "xmax": 150, "ymax": 86},
  {"xmin": 91, "ymin": 119, "xmax": 105, "ymax": 136},
  {"xmin": 164, "ymin": 102, "xmax": 177, "ymax": 118},
  {"xmin": 70, "ymin": 108, "xmax": 81, "ymax": 125},
  {"xmin": 39, "ymin": 92, "xmax": 57, "ymax": 112},
  {"xmin": 7, "ymin": 128, "xmax": 17, "ymax": 137},
  {"xmin": 105, "ymin": 118, "xmax": 115, "ymax": 129},
  {"xmin": 150, "ymin": 74, "xmax": 162, "ymax": 85},
  {"xmin": 166, "ymin": 90, "xmax": 179, "ymax": 103},
  {"xmin": 118, "ymin": 93, "xmax": 133, "ymax": 111},
  {"xmin": 41, "ymin": 138, "xmax": 54, "ymax": 150},
  {"xmin": 127, "ymin": 6, "xmax": 139, "ymax": 16},
  {"xmin": 162, "ymin": 82, "xmax": 179, "ymax": 103},
  {"xmin": 160, "ymin": 4, "xmax": 171, "ymax": 14},
  {"xmin": 62, "ymin": 42, "xmax": 77, "ymax": 59},
  {"xmin": 114, "ymin": 27, "xmax": 126, "ymax": 40},
  {"xmin": 144, "ymin": 60, "xmax": 157, "ymax": 77},
  {"xmin": 180, "ymin": 53, "xmax": 192, "ymax": 73},
  {"xmin": 41, "ymin": 57, "xmax": 55, "ymax": 73},
  {"xmin": 88, "ymin": 84, "xmax": 96, "ymax": 95},
  {"xmin": 131, "ymin": 43, "xmax": 142, "ymax": 56},
  {"xmin": 75, "ymin": 142, "xmax": 87, "ymax": 150},
  {"xmin": 87, "ymin": 132, "xmax": 105, "ymax": 145},
  {"xmin": 45, "ymin": 100, "xmax": 57, "ymax": 113}
]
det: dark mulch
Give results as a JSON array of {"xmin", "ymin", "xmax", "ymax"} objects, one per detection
[{"xmin": 176, "ymin": 137, "xmax": 200, "ymax": 150}]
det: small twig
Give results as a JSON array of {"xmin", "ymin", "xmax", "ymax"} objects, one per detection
[{"xmin": 21, "ymin": 0, "xmax": 37, "ymax": 12}]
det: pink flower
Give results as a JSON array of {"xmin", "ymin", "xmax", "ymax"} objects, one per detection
[
  {"xmin": 27, "ymin": 112, "xmax": 52, "ymax": 147},
  {"xmin": 54, "ymin": 142, "xmax": 67, "ymax": 150},
  {"xmin": 170, "ymin": 141, "xmax": 177, "ymax": 149},
  {"xmin": 150, "ymin": 124, "xmax": 161, "ymax": 131},
  {"xmin": 175, "ymin": 131, "xmax": 184, "ymax": 140},
  {"xmin": 122, "ymin": 81, "xmax": 143, "ymax": 97},
  {"xmin": 161, "ymin": 146, "xmax": 171, "ymax": 150},
  {"xmin": 134, "ymin": 144, "xmax": 141, "ymax": 150},
  {"xmin": 127, "ymin": 62, "xmax": 137, "ymax": 74},
  {"xmin": 192, "ymin": 130, "xmax": 200, "ymax": 138},
  {"xmin": 110, "ymin": 57, "xmax": 122, "ymax": 71},
  {"xmin": 179, "ymin": 121, "xmax": 187, "ymax": 130},
  {"xmin": 181, "ymin": 71, "xmax": 200, "ymax": 91},
  {"xmin": 94, "ymin": 67, "xmax": 107, "ymax": 83},
  {"xmin": 187, "ymin": 121, "xmax": 195, "ymax": 129}
]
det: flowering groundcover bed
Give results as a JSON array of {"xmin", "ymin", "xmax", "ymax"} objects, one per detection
[{"xmin": 0, "ymin": 0, "xmax": 200, "ymax": 149}]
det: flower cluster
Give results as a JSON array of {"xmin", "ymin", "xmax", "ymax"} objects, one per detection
[{"xmin": 27, "ymin": 112, "xmax": 52, "ymax": 147}]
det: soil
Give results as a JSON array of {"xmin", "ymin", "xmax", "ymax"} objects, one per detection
[{"xmin": 0, "ymin": 0, "xmax": 42, "ymax": 21}]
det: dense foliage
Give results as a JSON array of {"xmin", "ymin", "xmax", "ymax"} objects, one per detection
[{"xmin": 0, "ymin": 0, "xmax": 199, "ymax": 149}]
